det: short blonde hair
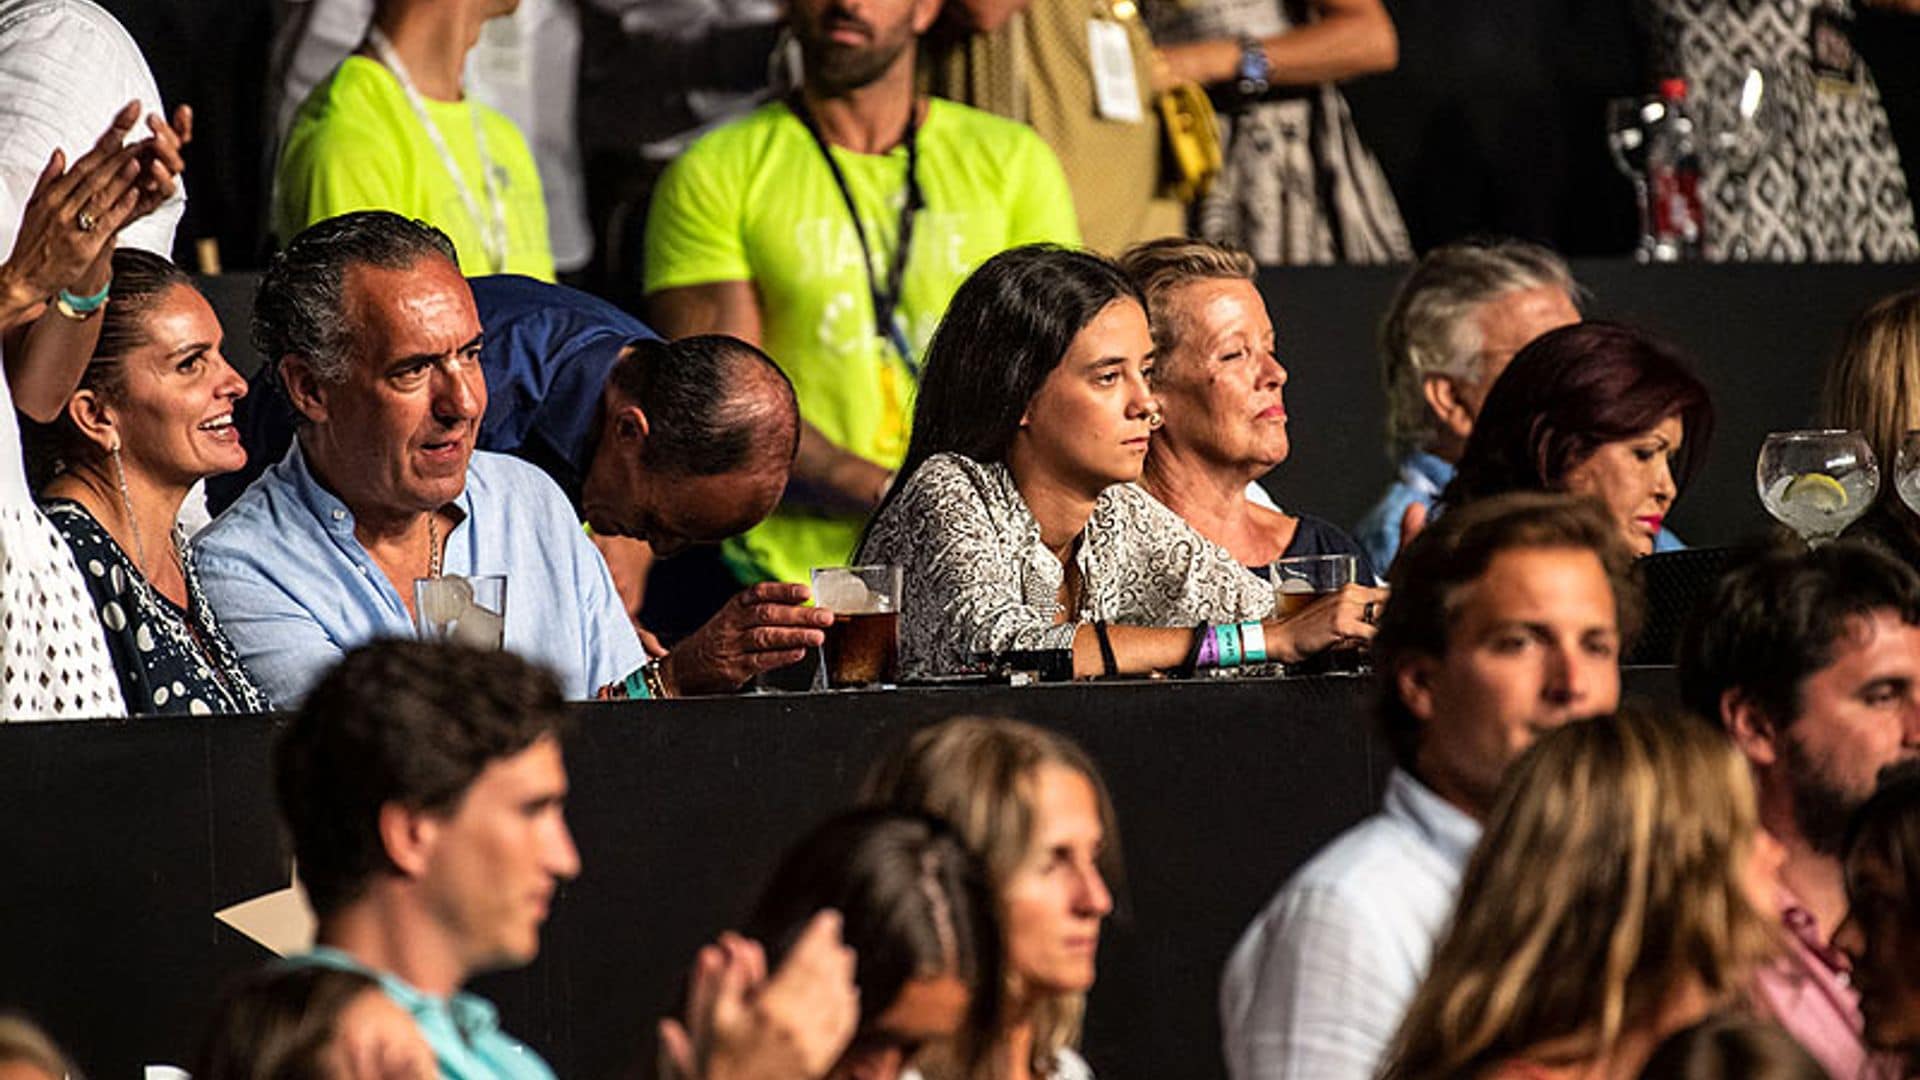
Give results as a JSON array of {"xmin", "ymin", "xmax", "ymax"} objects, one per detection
[
  {"xmin": 1821, "ymin": 287, "xmax": 1920, "ymax": 513},
  {"xmin": 0, "ymin": 1016, "xmax": 80, "ymax": 1080},
  {"xmin": 860, "ymin": 717, "xmax": 1120, "ymax": 1079},
  {"xmin": 1116, "ymin": 237, "xmax": 1258, "ymax": 360},
  {"xmin": 1380, "ymin": 711, "xmax": 1777, "ymax": 1079}
]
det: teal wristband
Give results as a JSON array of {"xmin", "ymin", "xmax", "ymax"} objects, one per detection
[
  {"xmin": 620, "ymin": 666, "xmax": 654, "ymax": 700},
  {"xmin": 57, "ymin": 280, "xmax": 110, "ymax": 314},
  {"xmin": 1216, "ymin": 621, "xmax": 1243, "ymax": 667},
  {"xmin": 1239, "ymin": 621, "xmax": 1267, "ymax": 663}
]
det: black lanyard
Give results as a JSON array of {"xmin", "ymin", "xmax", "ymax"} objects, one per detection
[{"xmin": 788, "ymin": 94, "xmax": 923, "ymax": 373}]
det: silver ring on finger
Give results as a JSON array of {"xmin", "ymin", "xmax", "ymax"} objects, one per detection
[
  {"xmin": 76, "ymin": 210, "xmax": 96, "ymax": 232},
  {"xmin": 1362, "ymin": 600, "xmax": 1378, "ymax": 625}
]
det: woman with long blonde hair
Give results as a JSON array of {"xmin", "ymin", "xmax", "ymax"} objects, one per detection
[
  {"xmin": 861, "ymin": 717, "xmax": 1120, "ymax": 1080},
  {"xmin": 1824, "ymin": 288, "xmax": 1920, "ymax": 565},
  {"xmin": 1379, "ymin": 711, "xmax": 1783, "ymax": 1080}
]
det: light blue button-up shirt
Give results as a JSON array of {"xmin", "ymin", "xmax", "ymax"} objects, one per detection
[
  {"xmin": 1219, "ymin": 769, "xmax": 1481, "ymax": 1080},
  {"xmin": 195, "ymin": 442, "xmax": 644, "ymax": 705},
  {"xmin": 294, "ymin": 946, "xmax": 557, "ymax": 1080}
]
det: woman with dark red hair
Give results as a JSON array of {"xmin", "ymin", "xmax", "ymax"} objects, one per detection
[{"xmin": 1441, "ymin": 321, "xmax": 1714, "ymax": 557}]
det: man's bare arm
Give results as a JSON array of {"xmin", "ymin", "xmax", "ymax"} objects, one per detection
[{"xmin": 649, "ymin": 281, "xmax": 763, "ymax": 343}]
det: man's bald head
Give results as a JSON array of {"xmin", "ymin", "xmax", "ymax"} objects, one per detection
[
  {"xmin": 582, "ymin": 336, "xmax": 797, "ymax": 553},
  {"xmin": 608, "ymin": 336, "xmax": 798, "ymax": 476}
]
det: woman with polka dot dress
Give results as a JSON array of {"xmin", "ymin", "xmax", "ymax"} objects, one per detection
[{"xmin": 28, "ymin": 249, "xmax": 268, "ymax": 715}]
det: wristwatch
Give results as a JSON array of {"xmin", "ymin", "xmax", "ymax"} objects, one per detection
[{"xmin": 1235, "ymin": 34, "xmax": 1271, "ymax": 98}]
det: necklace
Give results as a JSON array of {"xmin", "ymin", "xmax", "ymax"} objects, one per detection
[
  {"xmin": 427, "ymin": 512, "xmax": 443, "ymax": 579},
  {"xmin": 112, "ymin": 447, "xmax": 184, "ymax": 588}
]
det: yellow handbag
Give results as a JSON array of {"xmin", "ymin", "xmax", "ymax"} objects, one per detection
[{"xmin": 1158, "ymin": 80, "xmax": 1224, "ymax": 203}]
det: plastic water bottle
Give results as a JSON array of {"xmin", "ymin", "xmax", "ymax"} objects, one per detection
[{"xmin": 1645, "ymin": 77, "xmax": 1706, "ymax": 262}]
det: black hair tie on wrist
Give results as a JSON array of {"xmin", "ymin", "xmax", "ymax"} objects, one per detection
[
  {"xmin": 1180, "ymin": 621, "xmax": 1208, "ymax": 678},
  {"xmin": 1093, "ymin": 620, "xmax": 1118, "ymax": 678}
]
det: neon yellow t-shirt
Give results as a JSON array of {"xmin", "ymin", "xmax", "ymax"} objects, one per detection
[
  {"xmin": 644, "ymin": 98, "xmax": 1081, "ymax": 585},
  {"xmin": 274, "ymin": 55, "xmax": 555, "ymax": 281}
]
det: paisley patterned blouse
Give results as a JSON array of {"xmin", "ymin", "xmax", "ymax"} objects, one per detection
[{"xmin": 857, "ymin": 453, "xmax": 1275, "ymax": 676}]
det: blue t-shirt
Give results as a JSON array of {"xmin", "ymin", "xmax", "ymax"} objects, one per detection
[{"xmin": 294, "ymin": 947, "xmax": 557, "ymax": 1080}]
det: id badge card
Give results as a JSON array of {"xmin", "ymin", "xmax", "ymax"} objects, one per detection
[
  {"xmin": 1808, "ymin": 4, "xmax": 1862, "ymax": 91},
  {"xmin": 1088, "ymin": 17, "xmax": 1145, "ymax": 123}
]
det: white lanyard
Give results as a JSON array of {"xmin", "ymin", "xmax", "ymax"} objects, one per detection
[{"xmin": 367, "ymin": 28, "xmax": 509, "ymax": 273}]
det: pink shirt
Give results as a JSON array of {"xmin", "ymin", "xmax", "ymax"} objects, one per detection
[{"xmin": 1751, "ymin": 887, "xmax": 1895, "ymax": 1080}]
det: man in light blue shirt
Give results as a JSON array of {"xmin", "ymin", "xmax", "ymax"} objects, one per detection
[
  {"xmin": 196, "ymin": 211, "xmax": 645, "ymax": 704},
  {"xmin": 1222, "ymin": 493, "xmax": 1637, "ymax": 1080}
]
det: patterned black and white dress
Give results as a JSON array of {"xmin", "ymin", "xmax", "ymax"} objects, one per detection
[
  {"xmin": 43, "ymin": 500, "xmax": 271, "ymax": 716},
  {"xmin": 857, "ymin": 453, "xmax": 1275, "ymax": 677},
  {"xmin": 1145, "ymin": 0, "xmax": 1411, "ymax": 265},
  {"xmin": 1639, "ymin": 0, "xmax": 1919, "ymax": 261}
]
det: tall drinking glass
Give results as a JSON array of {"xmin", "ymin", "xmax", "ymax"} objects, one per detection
[
  {"xmin": 1895, "ymin": 430, "xmax": 1920, "ymax": 518},
  {"xmin": 1271, "ymin": 554, "xmax": 1357, "ymax": 617},
  {"xmin": 1756, "ymin": 430, "xmax": 1877, "ymax": 547},
  {"xmin": 811, "ymin": 565, "xmax": 903, "ymax": 688},
  {"xmin": 413, "ymin": 574, "xmax": 508, "ymax": 649}
]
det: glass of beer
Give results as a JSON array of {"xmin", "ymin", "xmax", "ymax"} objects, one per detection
[
  {"xmin": 1271, "ymin": 554, "xmax": 1356, "ymax": 618},
  {"xmin": 414, "ymin": 574, "xmax": 508, "ymax": 649},
  {"xmin": 811, "ymin": 564, "xmax": 903, "ymax": 688}
]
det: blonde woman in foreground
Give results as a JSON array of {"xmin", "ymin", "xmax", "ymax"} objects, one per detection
[
  {"xmin": 1378, "ymin": 710, "xmax": 1785, "ymax": 1080},
  {"xmin": 863, "ymin": 717, "xmax": 1118, "ymax": 1080}
]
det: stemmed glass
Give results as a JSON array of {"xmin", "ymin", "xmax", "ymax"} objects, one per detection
[
  {"xmin": 1697, "ymin": 66, "xmax": 1781, "ymax": 260},
  {"xmin": 1605, "ymin": 96, "xmax": 1663, "ymax": 263},
  {"xmin": 1756, "ymin": 430, "xmax": 1878, "ymax": 547},
  {"xmin": 1895, "ymin": 431, "xmax": 1920, "ymax": 517}
]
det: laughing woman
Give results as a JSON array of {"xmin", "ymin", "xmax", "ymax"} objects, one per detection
[
  {"xmin": 28, "ymin": 249, "xmax": 269, "ymax": 714},
  {"xmin": 857, "ymin": 244, "xmax": 1381, "ymax": 678}
]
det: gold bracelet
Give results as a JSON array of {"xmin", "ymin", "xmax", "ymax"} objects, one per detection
[
  {"xmin": 50, "ymin": 293, "xmax": 98, "ymax": 321},
  {"xmin": 642, "ymin": 659, "xmax": 672, "ymax": 699}
]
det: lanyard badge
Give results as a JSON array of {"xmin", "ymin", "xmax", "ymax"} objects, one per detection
[
  {"xmin": 789, "ymin": 95, "xmax": 924, "ymax": 376},
  {"xmin": 368, "ymin": 29, "xmax": 511, "ymax": 272}
]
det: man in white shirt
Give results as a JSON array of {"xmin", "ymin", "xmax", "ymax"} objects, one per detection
[{"xmin": 1220, "ymin": 491, "xmax": 1637, "ymax": 1080}]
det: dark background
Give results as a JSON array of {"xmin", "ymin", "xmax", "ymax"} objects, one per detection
[
  {"xmin": 92, "ymin": 0, "xmax": 1920, "ymax": 274},
  {"xmin": 0, "ymin": 670, "xmax": 1678, "ymax": 1080},
  {"xmin": 198, "ymin": 258, "xmax": 1920, "ymax": 556}
]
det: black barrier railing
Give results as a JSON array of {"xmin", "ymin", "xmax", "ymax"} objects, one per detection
[{"xmin": 0, "ymin": 669, "xmax": 1683, "ymax": 1079}]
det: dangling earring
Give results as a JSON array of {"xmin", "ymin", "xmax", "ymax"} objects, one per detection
[{"xmin": 110, "ymin": 438, "xmax": 149, "ymax": 572}]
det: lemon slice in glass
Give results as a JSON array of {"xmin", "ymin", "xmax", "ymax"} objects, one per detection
[{"xmin": 1780, "ymin": 473, "xmax": 1849, "ymax": 515}]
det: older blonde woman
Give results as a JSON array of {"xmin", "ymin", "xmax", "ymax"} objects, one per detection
[
  {"xmin": 1379, "ymin": 710, "xmax": 1784, "ymax": 1080},
  {"xmin": 862, "ymin": 717, "xmax": 1116, "ymax": 1080},
  {"xmin": 1825, "ymin": 287, "xmax": 1920, "ymax": 566},
  {"xmin": 1117, "ymin": 238, "xmax": 1376, "ymax": 582}
]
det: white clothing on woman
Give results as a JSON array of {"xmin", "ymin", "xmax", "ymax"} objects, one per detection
[{"xmin": 0, "ymin": 0, "xmax": 175, "ymax": 718}]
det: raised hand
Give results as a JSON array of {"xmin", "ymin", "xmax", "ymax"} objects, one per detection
[
  {"xmin": 0, "ymin": 102, "xmax": 146, "ymax": 310},
  {"xmin": 659, "ymin": 911, "xmax": 860, "ymax": 1080},
  {"xmin": 130, "ymin": 103, "xmax": 193, "ymax": 220}
]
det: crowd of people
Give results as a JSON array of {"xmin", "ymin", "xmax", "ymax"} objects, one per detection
[{"xmin": 4, "ymin": 0, "xmax": 1920, "ymax": 1076}]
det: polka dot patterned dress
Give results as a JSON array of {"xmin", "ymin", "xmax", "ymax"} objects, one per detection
[{"xmin": 42, "ymin": 500, "xmax": 269, "ymax": 716}]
